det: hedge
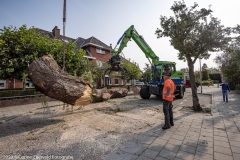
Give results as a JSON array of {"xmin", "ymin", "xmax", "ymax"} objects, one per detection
[{"xmin": 0, "ymin": 89, "xmax": 41, "ymax": 98}]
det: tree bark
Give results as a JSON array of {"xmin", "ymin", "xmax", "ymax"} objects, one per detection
[
  {"xmin": 186, "ymin": 55, "xmax": 201, "ymax": 111},
  {"xmin": 29, "ymin": 55, "xmax": 92, "ymax": 106}
]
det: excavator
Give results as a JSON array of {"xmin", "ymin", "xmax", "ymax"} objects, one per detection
[{"xmin": 104, "ymin": 25, "xmax": 185, "ymax": 99}]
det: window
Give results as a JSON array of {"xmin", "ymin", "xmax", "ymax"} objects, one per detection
[
  {"xmin": 96, "ymin": 48, "xmax": 105, "ymax": 54},
  {"xmin": 115, "ymin": 79, "xmax": 119, "ymax": 85},
  {"xmin": 0, "ymin": 80, "xmax": 6, "ymax": 89},
  {"xmin": 25, "ymin": 81, "xmax": 34, "ymax": 88},
  {"xmin": 96, "ymin": 60, "xmax": 103, "ymax": 68}
]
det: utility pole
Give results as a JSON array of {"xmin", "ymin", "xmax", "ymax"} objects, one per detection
[{"xmin": 62, "ymin": 0, "xmax": 66, "ymax": 72}]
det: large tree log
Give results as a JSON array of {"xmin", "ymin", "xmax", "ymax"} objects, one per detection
[{"xmin": 29, "ymin": 55, "xmax": 92, "ymax": 106}]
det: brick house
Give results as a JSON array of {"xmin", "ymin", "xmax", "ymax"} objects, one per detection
[{"xmin": 0, "ymin": 26, "xmax": 129, "ymax": 89}]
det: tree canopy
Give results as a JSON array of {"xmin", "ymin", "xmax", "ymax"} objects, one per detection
[{"xmin": 0, "ymin": 25, "xmax": 86, "ymax": 86}]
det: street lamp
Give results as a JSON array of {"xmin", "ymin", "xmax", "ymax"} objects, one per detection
[{"xmin": 199, "ymin": 58, "xmax": 202, "ymax": 93}]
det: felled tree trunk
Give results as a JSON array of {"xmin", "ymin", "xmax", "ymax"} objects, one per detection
[
  {"xmin": 29, "ymin": 55, "xmax": 92, "ymax": 106},
  {"xmin": 92, "ymin": 87, "xmax": 128, "ymax": 102}
]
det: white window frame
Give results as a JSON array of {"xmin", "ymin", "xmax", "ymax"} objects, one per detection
[
  {"xmin": 25, "ymin": 81, "xmax": 35, "ymax": 88},
  {"xmin": 96, "ymin": 48, "xmax": 105, "ymax": 54},
  {"xmin": 0, "ymin": 80, "xmax": 6, "ymax": 89},
  {"xmin": 96, "ymin": 60, "xmax": 103, "ymax": 68}
]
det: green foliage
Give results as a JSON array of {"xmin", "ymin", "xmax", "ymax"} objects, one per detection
[
  {"xmin": 142, "ymin": 63, "xmax": 152, "ymax": 83},
  {"xmin": 209, "ymin": 73, "xmax": 221, "ymax": 81},
  {"xmin": 121, "ymin": 59, "xmax": 142, "ymax": 81},
  {"xmin": 0, "ymin": 88, "xmax": 40, "ymax": 97},
  {"xmin": 202, "ymin": 80, "xmax": 213, "ymax": 86},
  {"xmin": 80, "ymin": 70, "xmax": 93, "ymax": 84},
  {"xmin": 0, "ymin": 25, "xmax": 86, "ymax": 83}
]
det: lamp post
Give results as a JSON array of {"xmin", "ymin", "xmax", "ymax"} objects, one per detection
[{"xmin": 199, "ymin": 58, "xmax": 202, "ymax": 93}]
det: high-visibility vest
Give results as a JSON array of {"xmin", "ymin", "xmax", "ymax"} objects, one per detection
[{"xmin": 162, "ymin": 79, "xmax": 175, "ymax": 102}]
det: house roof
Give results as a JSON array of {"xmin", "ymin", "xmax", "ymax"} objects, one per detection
[
  {"xmin": 37, "ymin": 28, "xmax": 111, "ymax": 51},
  {"xmin": 81, "ymin": 36, "xmax": 112, "ymax": 51}
]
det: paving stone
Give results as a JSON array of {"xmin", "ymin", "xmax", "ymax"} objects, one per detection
[
  {"xmin": 132, "ymin": 134, "xmax": 157, "ymax": 145},
  {"xmin": 214, "ymin": 140, "xmax": 230, "ymax": 148},
  {"xmin": 135, "ymin": 155, "xmax": 153, "ymax": 160},
  {"xmin": 198, "ymin": 139, "xmax": 213, "ymax": 148},
  {"xmin": 194, "ymin": 151, "xmax": 213, "ymax": 160},
  {"xmin": 214, "ymin": 152, "xmax": 233, "ymax": 160},
  {"xmin": 214, "ymin": 131, "xmax": 228, "ymax": 137},
  {"xmin": 182, "ymin": 139, "xmax": 198, "ymax": 147},
  {"xmin": 148, "ymin": 138, "xmax": 167, "ymax": 152},
  {"xmin": 158, "ymin": 149, "xmax": 176, "ymax": 159},
  {"xmin": 142, "ymin": 129, "xmax": 163, "ymax": 137},
  {"xmin": 176, "ymin": 150, "xmax": 195, "ymax": 160},
  {"xmin": 120, "ymin": 141, "xmax": 148, "ymax": 155},
  {"xmin": 180, "ymin": 144, "xmax": 196, "ymax": 154},
  {"xmin": 233, "ymin": 153, "xmax": 240, "ymax": 160},
  {"xmin": 172, "ymin": 134, "xmax": 185, "ymax": 141},
  {"xmin": 198, "ymin": 135, "xmax": 213, "ymax": 142},
  {"xmin": 188, "ymin": 127, "xmax": 201, "ymax": 132},
  {"xmin": 190, "ymin": 125, "xmax": 201, "ymax": 129},
  {"xmin": 174, "ymin": 131, "xmax": 187, "ymax": 136},
  {"xmin": 163, "ymin": 143, "xmax": 180, "ymax": 153},
  {"xmin": 201, "ymin": 128, "xmax": 213, "ymax": 133},
  {"xmin": 229, "ymin": 140, "xmax": 240, "ymax": 147},
  {"xmin": 214, "ymin": 135, "xmax": 229, "ymax": 142},
  {"xmin": 231, "ymin": 146, "xmax": 240, "ymax": 154},
  {"xmin": 197, "ymin": 145, "xmax": 213, "ymax": 155},
  {"xmin": 214, "ymin": 145, "xmax": 232, "ymax": 155},
  {"xmin": 185, "ymin": 134, "xmax": 199, "ymax": 141},
  {"xmin": 141, "ymin": 149, "xmax": 159, "ymax": 159},
  {"xmin": 154, "ymin": 156, "xmax": 168, "ymax": 160},
  {"xmin": 200, "ymin": 131, "xmax": 213, "ymax": 137},
  {"xmin": 187, "ymin": 130, "xmax": 200, "ymax": 136},
  {"xmin": 168, "ymin": 139, "xmax": 183, "ymax": 146},
  {"xmin": 104, "ymin": 150, "xmax": 138, "ymax": 160}
]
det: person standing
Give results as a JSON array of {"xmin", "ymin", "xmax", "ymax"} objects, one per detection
[
  {"xmin": 162, "ymin": 72, "xmax": 175, "ymax": 130},
  {"xmin": 220, "ymin": 81, "xmax": 230, "ymax": 102}
]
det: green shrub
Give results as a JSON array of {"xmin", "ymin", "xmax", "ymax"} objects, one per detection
[
  {"xmin": 202, "ymin": 80, "xmax": 214, "ymax": 86},
  {"xmin": 236, "ymin": 85, "xmax": 240, "ymax": 90},
  {"xmin": 0, "ymin": 89, "xmax": 40, "ymax": 97}
]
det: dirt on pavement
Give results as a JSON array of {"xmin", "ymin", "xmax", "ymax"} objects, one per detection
[{"xmin": 0, "ymin": 88, "xmax": 211, "ymax": 160}]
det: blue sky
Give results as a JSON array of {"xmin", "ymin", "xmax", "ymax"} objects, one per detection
[{"xmin": 0, "ymin": 0, "xmax": 239, "ymax": 70}]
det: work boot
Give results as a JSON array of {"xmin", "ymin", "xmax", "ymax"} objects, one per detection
[
  {"xmin": 162, "ymin": 125, "xmax": 170, "ymax": 130},
  {"xmin": 170, "ymin": 118, "xmax": 174, "ymax": 126}
]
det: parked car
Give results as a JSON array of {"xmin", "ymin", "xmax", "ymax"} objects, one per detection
[
  {"xmin": 185, "ymin": 80, "xmax": 200, "ymax": 88},
  {"xmin": 135, "ymin": 81, "xmax": 144, "ymax": 85}
]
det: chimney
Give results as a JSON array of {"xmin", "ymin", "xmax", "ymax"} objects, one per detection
[{"xmin": 52, "ymin": 26, "xmax": 60, "ymax": 39}]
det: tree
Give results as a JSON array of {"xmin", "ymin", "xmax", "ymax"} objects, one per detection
[
  {"xmin": 214, "ymin": 24, "xmax": 240, "ymax": 85},
  {"xmin": 180, "ymin": 67, "xmax": 189, "ymax": 73},
  {"xmin": 202, "ymin": 63, "xmax": 209, "ymax": 80},
  {"xmin": 142, "ymin": 63, "xmax": 152, "ymax": 83},
  {"xmin": 121, "ymin": 58, "xmax": 142, "ymax": 82},
  {"xmin": 156, "ymin": 1, "xmax": 230, "ymax": 111}
]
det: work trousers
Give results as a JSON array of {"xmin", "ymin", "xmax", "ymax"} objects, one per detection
[
  {"xmin": 222, "ymin": 90, "xmax": 228, "ymax": 102},
  {"xmin": 163, "ymin": 100, "xmax": 173, "ymax": 127}
]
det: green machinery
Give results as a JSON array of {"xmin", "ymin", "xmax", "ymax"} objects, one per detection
[{"xmin": 104, "ymin": 25, "xmax": 185, "ymax": 99}]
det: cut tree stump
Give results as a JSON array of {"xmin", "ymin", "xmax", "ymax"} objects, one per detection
[{"xmin": 29, "ymin": 55, "xmax": 92, "ymax": 106}]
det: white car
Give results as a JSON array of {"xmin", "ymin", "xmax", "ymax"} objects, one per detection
[{"xmin": 135, "ymin": 81, "xmax": 144, "ymax": 85}]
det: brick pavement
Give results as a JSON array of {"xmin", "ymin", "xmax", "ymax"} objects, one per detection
[{"xmin": 104, "ymin": 85, "xmax": 240, "ymax": 160}]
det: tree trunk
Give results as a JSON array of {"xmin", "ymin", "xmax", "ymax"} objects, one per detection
[
  {"xmin": 186, "ymin": 55, "xmax": 201, "ymax": 111},
  {"xmin": 29, "ymin": 55, "xmax": 92, "ymax": 106}
]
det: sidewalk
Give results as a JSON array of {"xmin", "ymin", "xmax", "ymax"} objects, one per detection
[{"xmin": 104, "ymin": 86, "xmax": 240, "ymax": 160}]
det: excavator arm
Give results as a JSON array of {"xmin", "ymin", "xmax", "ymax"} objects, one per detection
[{"xmin": 105, "ymin": 25, "xmax": 160, "ymax": 77}]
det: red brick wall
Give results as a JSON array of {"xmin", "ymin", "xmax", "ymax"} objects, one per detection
[
  {"xmin": 6, "ymin": 79, "xmax": 23, "ymax": 89},
  {"xmin": 87, "ymin": 46, "xmax": 110, "ymax": 63}
]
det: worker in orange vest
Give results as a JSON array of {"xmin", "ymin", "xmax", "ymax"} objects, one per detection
[{"xmin": 162, "ymin": 72, "xmax": 175, "ymax": 130}]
